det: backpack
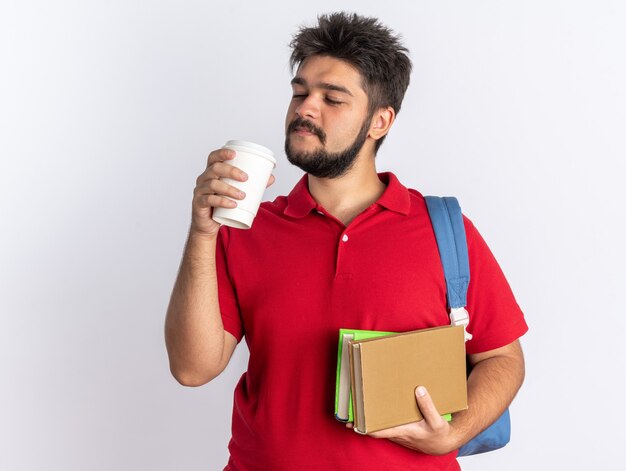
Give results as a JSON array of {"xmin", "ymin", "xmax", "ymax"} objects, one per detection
[{"xmin": 424, "ymin": 196, "xmax": 511, "ymax": 456}]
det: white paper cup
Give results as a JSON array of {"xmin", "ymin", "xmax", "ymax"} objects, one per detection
[{"xmin": 212, "ymin": 140, "xmax": 276, "ymax": 229}]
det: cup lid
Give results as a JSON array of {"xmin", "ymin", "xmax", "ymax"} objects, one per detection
[{"xmin": 223, "ymin": 140, "xmax": 276, "ymax": 165}]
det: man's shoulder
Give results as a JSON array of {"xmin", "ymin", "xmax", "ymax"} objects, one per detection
[
  {"xmin": 243, "ymin": 195, "xmax": 291, "ymax": 230},
  {"xmin": 259, "ymin": 194, "xmax": 289, "ymax": 213}
]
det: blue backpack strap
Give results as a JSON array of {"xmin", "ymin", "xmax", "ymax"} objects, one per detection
[
  {"xmin": 425, "ymin": 195, "xmax": 511, "ymax": 456},
  {"xmin": 424, "ymin": 196, "xmax": 472, "ymax": 340},
  {"xmin": 424, "ymin": 196, "xmax": 470, "ymax": 309}
]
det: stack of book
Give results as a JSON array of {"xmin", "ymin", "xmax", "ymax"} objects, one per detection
[{"xmin": 334, "ymin": 325, "xmax": 468, "ymax": 434}]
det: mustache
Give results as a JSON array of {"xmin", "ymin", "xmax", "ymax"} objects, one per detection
[{"xmin": 287, "ymin": 118, "xmax": 327, "ymax": 145}]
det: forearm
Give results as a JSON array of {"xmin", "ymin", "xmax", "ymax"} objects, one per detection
[
  {"xmin": 165, "ymin": 229, "xmax": 229, "ymax": 386},
  {"xmin": 450, "ymin": 341, "xmax": 525, "ymax": 447}
]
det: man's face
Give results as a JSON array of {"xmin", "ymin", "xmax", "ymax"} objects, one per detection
[{"xmin": 284, "ymin": 55, "xmax": 373, "ymax": 178}]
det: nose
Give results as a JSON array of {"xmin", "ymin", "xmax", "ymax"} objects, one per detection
[{"xmin": 295, "ymin": 95, "xmax": 320, "ymax": 120}]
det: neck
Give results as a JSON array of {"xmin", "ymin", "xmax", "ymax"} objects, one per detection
[{"xmin": 308, "ymin": 153, "xmax": 386, "ymax": 226}]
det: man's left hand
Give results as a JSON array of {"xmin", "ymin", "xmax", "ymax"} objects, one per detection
[{"xmin": 363, "ymin": 386, "xmax": 460, "ymax": 455}]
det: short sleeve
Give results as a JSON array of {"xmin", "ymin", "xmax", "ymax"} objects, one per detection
[
  {"xmin": 216, "ymin": 227, "xmax": 244, "ymax": 342},
  {"xmin": 463, "ymin": 218, "xmax": 528, "ymax": 354}
]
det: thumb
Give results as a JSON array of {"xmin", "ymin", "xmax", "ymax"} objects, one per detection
[{"xmin": 415, "ymin": 386, "xmax": 443, "ymax": 426}]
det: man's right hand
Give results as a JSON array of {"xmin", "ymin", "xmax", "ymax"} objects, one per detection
[
  {"xmin": 191, "ymin": 148, "xmax": 248, "ymax": 238},
  {"xmin": 191, "ymin": 148, "xmax": 276, "ymax": 238}
]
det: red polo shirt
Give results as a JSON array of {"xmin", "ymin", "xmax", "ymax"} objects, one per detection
[{"xmin": 216, "ymin": 173, "xmax": 528, "ymax": 471}]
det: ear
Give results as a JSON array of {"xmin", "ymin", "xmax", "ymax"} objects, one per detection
[{"xmin": 368, "ymin": 106, "xmax": 396, "ymax": 141}]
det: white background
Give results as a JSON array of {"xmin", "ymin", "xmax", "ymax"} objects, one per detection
[{"xmin": 1, "ymin": 1, "xmax": 625, "ymax": 469}]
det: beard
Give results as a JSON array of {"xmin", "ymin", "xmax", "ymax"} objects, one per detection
[{"xmin": 284, "ymin": 116, "xmax": 371, "ymax": 179}]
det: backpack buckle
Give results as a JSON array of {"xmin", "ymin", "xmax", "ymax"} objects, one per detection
[{"xmin": 450, "ymin": 307, "xmax": 473, "ymax": 342}]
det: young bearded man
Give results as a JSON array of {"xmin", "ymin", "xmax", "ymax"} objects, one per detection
[{"xmin": 165, "ymin": 12, "xmax": 527, "ymax": 471}]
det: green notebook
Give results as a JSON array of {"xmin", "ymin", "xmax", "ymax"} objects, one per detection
[
  {"xmin": 334, "ymin": 328, "xmax": 453, "ymax": 424},
  {"xmin": 335, "ymin": 329, "xmax": 396, "ymax": 422}
]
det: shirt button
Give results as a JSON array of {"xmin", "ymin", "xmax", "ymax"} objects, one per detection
[{"xmin": 342, "ymin": 234, "xmax": 349, "ymax": 242}]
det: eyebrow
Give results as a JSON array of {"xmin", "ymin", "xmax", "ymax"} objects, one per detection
[{"xmin": 290, "ymin": 77, "xmax": 354, "ymax": 97}]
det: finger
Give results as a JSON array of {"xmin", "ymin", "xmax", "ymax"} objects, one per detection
[
  {"xmin": 414, "ymin": 386, "xmax": 445, "ymax": 428},
  {"xmin": 200, "ymin": 178, "xmax": 246, "ymax": 201},
  {"xmin": 207, "ymin": 148, "xmax": 236, "ymax": 166},
  {"xmin": 196, "ymin": 193, "xmax": 238, "ymax": 210},
  {"xmin": 266, "ymin": 174, "xmax": 276, "ymax": 188},
  {"xmin": 196, "ymin": 163, "xmax": 245, "ymax": 187},
  {"xmin": 203, "ymin": 161, "xmax": 248, "ymax": 182}
]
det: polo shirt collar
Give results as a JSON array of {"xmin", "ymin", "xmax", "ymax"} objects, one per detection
[
  {"xmin": 375, "ymin": 172, "xmax": 411, "ymax": 215},
  {"xmin": 284, "ymin": 172, "xmax": 411, "ymax": 218}
]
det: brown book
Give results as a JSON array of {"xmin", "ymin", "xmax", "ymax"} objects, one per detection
[{"xmin": 349, "ymin": 325, "xmax": 468, "ymax": 434}]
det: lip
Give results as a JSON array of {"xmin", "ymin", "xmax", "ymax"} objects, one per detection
[{"xmin": 293, "ymin": 128, "xmax": 317, "ymax": 136}]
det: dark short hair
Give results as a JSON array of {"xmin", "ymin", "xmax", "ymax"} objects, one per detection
[{"xmin": 289, "ymin": 12, "xmax": 412, "ymax": 150}]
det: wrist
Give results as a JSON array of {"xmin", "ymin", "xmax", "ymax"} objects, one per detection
[
  {"xmin": 447, "ymin": 417, "xmax": 470, "ymax": 452},
  {"xmin": 189, "ymin": 224, "xmax": 220, "ymax": 242}
]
